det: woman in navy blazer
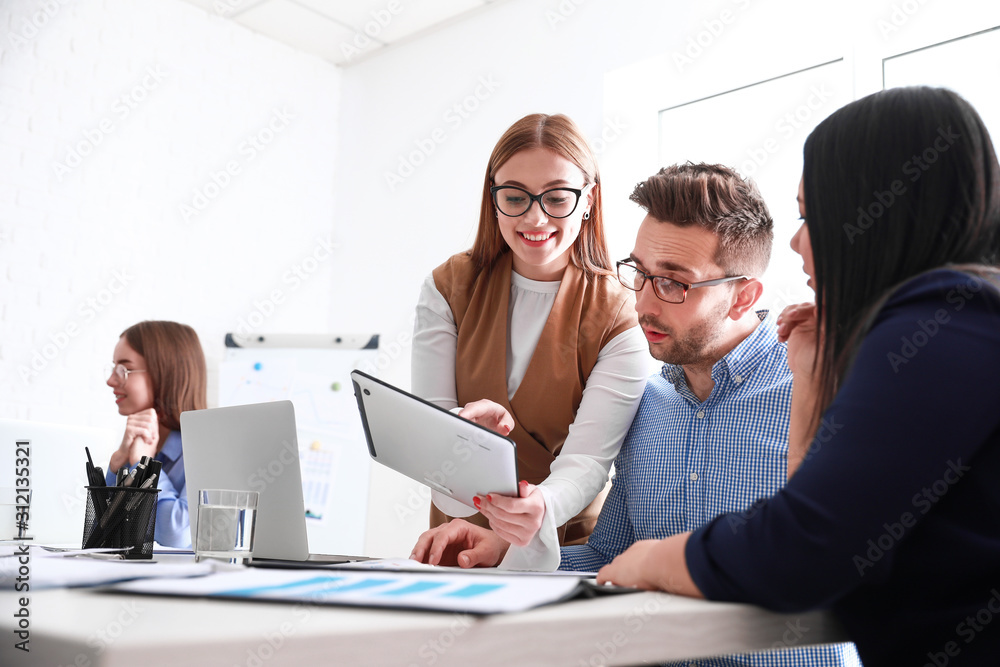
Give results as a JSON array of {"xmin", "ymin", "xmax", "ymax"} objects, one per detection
[{"xmin": 598, "ymin": 86, "xmax": 1000, "ymax": 667}]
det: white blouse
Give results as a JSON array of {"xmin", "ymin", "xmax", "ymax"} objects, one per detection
[{"xmin": 411, "ymin": 270, "xmax": 649, "ymax": 570}]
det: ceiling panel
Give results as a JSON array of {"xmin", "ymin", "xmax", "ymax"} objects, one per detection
[
  {"xmin": 178, "ymin": 0, "xmax": 499, "ymax": 67},
  {"xmin": 379, "ymin": 0, "xmax": 488, "ymax": 43},
  {"xmin": 294, "ymin": 0, "xmax": 416, "ymax": 29},
  {"xmin": 235, "ymin": 0, "xmax": 376, "ymax": 64},
  {"xmin": 296, "ymin": 0, "xmax": 487, "ymax": 43},
  {"xmin": 181, "ymin": 0, "xmax": 268, "ymax": 17}
]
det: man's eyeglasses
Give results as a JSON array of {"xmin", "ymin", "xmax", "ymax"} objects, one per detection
[
  {"xmin": 616, "ymin": 259, "xmax": 749, "ymax": 304},
  {"xmin": 105, "ymin": 363, "xmax": 147, "ymax": 384},
  {"xmin": 490, "ymin": 184, "xmax": 591, "ymax": 219}
]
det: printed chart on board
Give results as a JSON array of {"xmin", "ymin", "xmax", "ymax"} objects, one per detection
[{"xmin": 218, "ymin": 333, "xmax": 379, "ymax": 556}]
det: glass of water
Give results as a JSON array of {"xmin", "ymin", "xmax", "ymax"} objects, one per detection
[{"xmin": 195, "ymin": 489, "xmax": 258, "ymax": 564}]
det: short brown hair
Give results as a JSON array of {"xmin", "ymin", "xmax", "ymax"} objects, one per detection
[
  {"xmin": 121, "ymin": 321, "xmax": 207, "ymax": 431},
  {"xmin": 630, "ymin": 163, "xmax": 773, "ymax": 276},
  {"xmin": 470, "ymin": 113, "xmax": 612, "ymax": 278}
]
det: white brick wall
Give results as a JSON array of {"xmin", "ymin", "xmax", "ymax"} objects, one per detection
[{"xmin": 0, "ymin": 0, "xmax": 340, "ymax": 433}]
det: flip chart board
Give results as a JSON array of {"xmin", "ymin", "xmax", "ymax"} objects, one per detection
[{"xmin": 219, "ymin": 333, "xmax": 379, "ymax": 555}]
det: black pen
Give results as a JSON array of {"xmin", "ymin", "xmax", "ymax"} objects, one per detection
[
  {"xmin": 132, "ymin": 462, "xmax": 148, "ymax": 488},
  {"xmin": 101, "ymin": 468, "xmax": 137, "ymax": 526},
  {"xmin": 84, "ymin": 469, "xmax": 138, "ymax": 549},
  {"xmin": 125, "ymin": 474, "xmax": 158, "ymax": 512},
  {"xmin": 84, "ymin": 447, "xmax": 104, "ymax": 486},
  {"xmin": 85, "ymin": 448, "xmax": 108, "ymax": 517},
  {"xmin": 147, "ymin": 460, "xmax": 162, "ymax": 485},
  {"xmin": 88, "ymin": 472, "xmax": 160, "ymax": 549}
]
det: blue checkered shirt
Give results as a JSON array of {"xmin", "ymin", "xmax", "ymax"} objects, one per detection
[{"xmin": 560, "ymin": 313, "xmax": 862, "ymax": 666}]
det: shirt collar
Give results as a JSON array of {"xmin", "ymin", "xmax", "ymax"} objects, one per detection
[
  {"xmin": 660, "ymin": 309, "xmax": 777, "ymax": 388},
  {"xmin": 157, "ymin": 430, "xmax": 183, "ymax": 463}
]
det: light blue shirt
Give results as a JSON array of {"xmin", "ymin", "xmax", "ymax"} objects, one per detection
[
  {"xmin": 105, "ymin": 430, "xmax": 191, "ymax": 548},
  {"xmin": 560, "ymin": 313, "xmax": 861, "ymax": 666}
]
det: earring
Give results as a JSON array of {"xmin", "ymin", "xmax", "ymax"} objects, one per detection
[
  {"xmin": 495, "ymin": 209, "xmax": 501, "ymax": 218},
  {"xmin": 583, "ymin": 211, "xmax": 591, "ymax": 220}
]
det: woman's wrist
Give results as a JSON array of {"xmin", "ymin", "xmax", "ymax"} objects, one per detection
[
  {"xmin": 652, "ymin": 533, "xmax": 702, "ymax": 597},
  {"xmin": 788, "ymin": 373, "xmax": 823, "ymax": 477}
]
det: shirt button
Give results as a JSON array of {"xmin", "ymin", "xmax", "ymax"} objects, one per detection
[
  {"xmin": 734, "ymin": 375, "xmax": 743, "ymax": 384},
  {"xmin": 690, "ymin": 472, "xmax": 698, "ymax": 481},
  {"xmin": 696, "ymin": 410, "xmax": 705, "ymax": 419}
]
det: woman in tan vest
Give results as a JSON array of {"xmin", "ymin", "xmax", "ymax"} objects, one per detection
[{"xmin": 411, "ymin": 113, "xmax": 648, "ymax": 570}]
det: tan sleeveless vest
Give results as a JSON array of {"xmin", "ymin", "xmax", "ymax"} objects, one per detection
[{"xmin": 429, "ymin": 251, "xmax": 639, "ymax": 545}]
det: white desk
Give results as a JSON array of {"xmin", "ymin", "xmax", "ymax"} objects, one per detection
[{"xmin": 0, "ymin": 563, "xmax": 847, "ymax": 667}]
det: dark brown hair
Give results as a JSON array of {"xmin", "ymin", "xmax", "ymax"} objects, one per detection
[
  {"xmin": 803, "ymin": 86, "xmax": 1000, "ymax": 430},
  {"xmin": 629, "ymin": 162, "xmax": 774, "ymax": 276},
  {"xmin": 121, "ymin": 321, "xmax": 207, "ymax": 431},
  {"xmin": 470, "ymin": 113, "xmax": 612, "ymax": 277}
]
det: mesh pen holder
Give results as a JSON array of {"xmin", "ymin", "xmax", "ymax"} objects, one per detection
[{"xmin": 82, "ymin": 486, "xmax": 160, "ymax": 560}]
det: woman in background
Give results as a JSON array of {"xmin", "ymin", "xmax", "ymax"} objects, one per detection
[
  {"xmin": 105, "ymin": 320, "xmax": 206, "ymax": 548},
  {"xmin": 411, "ymin": 113, "xmax": 648, "ymax": 570},
  {"xmin": 598, "ymin": 86, "xmax": 1000, "ymax": 666}
]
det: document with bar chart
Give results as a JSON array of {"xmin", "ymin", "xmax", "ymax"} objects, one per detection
[{"xmin": 109, "ymin": 568, "xmax": 588, "ymax": 614}]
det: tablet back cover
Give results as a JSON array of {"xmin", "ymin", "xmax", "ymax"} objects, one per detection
[{"xmin": 351, "ymin": 370, "xmax": 518, "ymax": 508}]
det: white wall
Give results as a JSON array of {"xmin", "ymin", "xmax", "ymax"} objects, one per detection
[{"xmin": 0, "ymin": 0, "xmax": 340, "ymax": 435}]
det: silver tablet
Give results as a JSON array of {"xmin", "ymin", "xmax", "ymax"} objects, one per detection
[{"xmin": 350, "ymin": 370, "xmax": 518, "ymax": 508}]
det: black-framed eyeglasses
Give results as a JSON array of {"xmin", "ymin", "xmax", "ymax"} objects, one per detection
[
  {"xmin": 490, "ymin": 184, "xmax": 591, "ymax": 219},
  {"xmin": 105, "ymin": 363, "xmax": 147, "ymax": 384},
  {"xmin": 616, "ymin": 259, "xmax": 750, "ymax": 304}
]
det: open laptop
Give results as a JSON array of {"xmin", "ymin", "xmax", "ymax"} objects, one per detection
[
  {"xmin": 0, "ymin": 418, "xmax": 116, "ymax": 545},
  {"xmin": 180, "ymin": 401, "xmax": 365, "ymax": 563}
]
